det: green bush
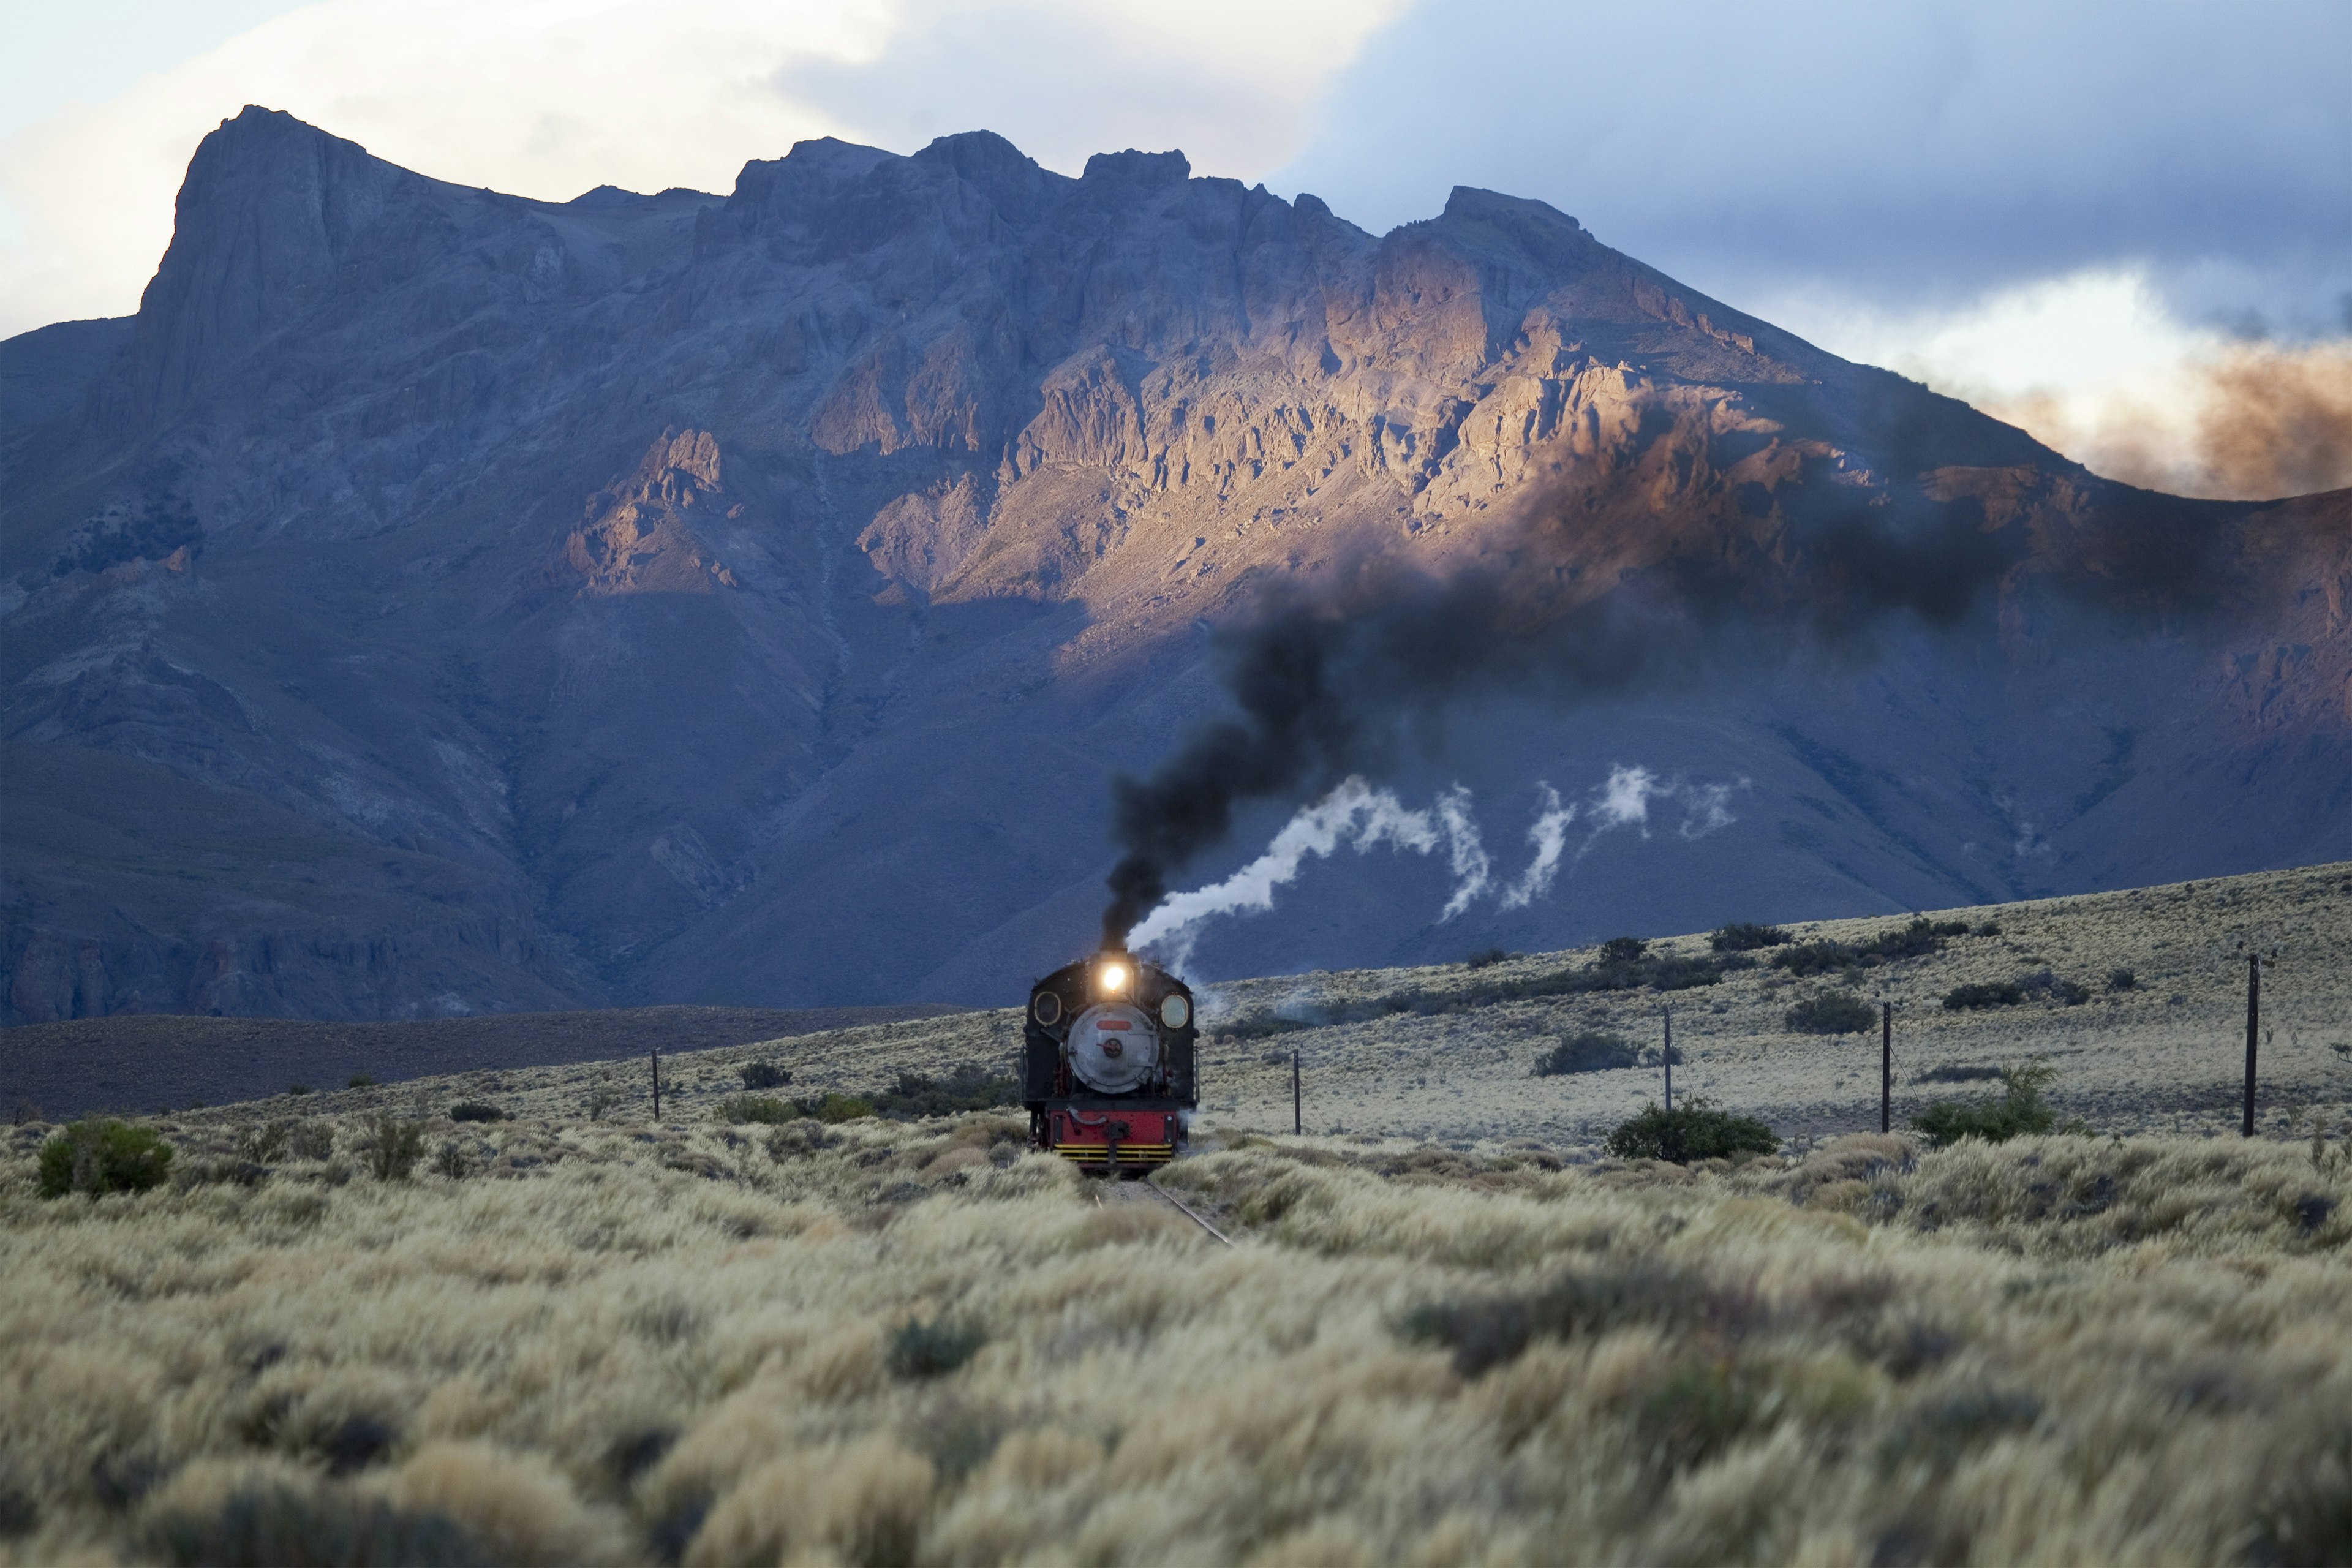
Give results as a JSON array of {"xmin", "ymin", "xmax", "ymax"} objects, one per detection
[
  {"xmin": 1771, "ymin": 940, "xmax": 1859, "ymax": 977},
  {"xmin": 432, "ymin": 1140, "xmax": 470, "ymax": 1180},
  {"xmin": 345, "ymin": 1072, "xmax": 374, "ymax": 1089},
  {"xmin": 287, "ymin": 1122, "xmax": 335, "ymax": 1161},
  {"xmin": 1463, "ymin": 946, "xmax": 1512, "ymax": 970},
  {"xmin": 37, "ymin": 1120, "xmax": 175, "ymax": 1198},
  {"xmin": 886, "ymin": 1314, "xmax": 985, "ymax": 1379},
  {"xmin": 2106, "ymin": 968, "xmax": 2137, "ymax": 992},
  {"xmin": 790, "ymin": 1092, "xmax": 878, "ymax": 1124},
  {"xmin": 870, "ymin": 1066, "xmax": 1021, "ymax": 1118},
  {"xmin": 1942, "ymin": 981, "xmax": 2026, "ymax": 1011},
  {"xmin": 1772, "ymin": 918, "xmax": 1967, "ymax": 978},
  {"xmin": 447, "ymin": 1102, "xmax": 507, "ymax": 1123},
  {"xmin": 1915, "ymin": 1063, "xmax": 2003, "ymax": 1084},
  {"xmin": 1709, "ymin": 922, "xmax": 1789, "ymax": 952},
  {"xmin": 1604, "ymin": 1099, "xmax": 1781, "ymax": 1164},
  {"xmin": 1910, "ymin": 1063, "xmax": 2060, "ymax": 1147},
  {"xmin": 1786, "ymin": 992, "xmax": 1879, "ymax": 1035},
  {"xmin": 718, "ymin": 1095, "xmax": 792, "ymax": 1125},
  {"xmin": 739, "ymin": 1061, "xmax": 790, "ymax": 1090},
  {"xmin": 1599, "ymin": 935, "xmax": 1649, "ymax": 963},
  {"xmin": 1532, "ymin": 1031, "xmax": 1642, "ymax": 1076},
  {"xmin": 360, "ymin": 1116, "xmax": 429, "ymax": 1182}
]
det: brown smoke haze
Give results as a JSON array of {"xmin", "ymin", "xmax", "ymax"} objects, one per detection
[{"xmin": 1990, "ymin": 340, "xmax": 2352, "ymax": 500}]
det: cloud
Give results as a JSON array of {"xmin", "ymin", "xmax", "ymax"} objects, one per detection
[
  {"xmin": 1275, "ymin": 0, "xmax": 2352, "ymax": 333},
  {"xmin": 1768, "ymin": 266, "xmax": 2352, "ymax": 500},
  {"xmin": 0, "ymin": 0, "xmax": 1404, "ymax": 338},
  {"xmin": 1986, "ymin": 341, "xmax": 2352, "ymax": 501}
]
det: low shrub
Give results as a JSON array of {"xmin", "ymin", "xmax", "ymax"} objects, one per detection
[
  {"xmin": 286, "ymin": 1122, "xmax": 335, "ymax": 1161},
  {"xmin": 37, "ymin": 1119, "xmax": 175, "ymax": 1198},
  {"xmin": 1532, "ymin": 1031, "xmax": 1641, "ymax": 1076},
  {"xmin": 1773, "ymin": 918, "xmax": 1968, "ymax": 977},
  {"xmin": 360, "ymin": 1116, "xmax": 429, "ymax": 1182},
  {"xmin": 1463, "ymin": 946, "xmax": 1512, "ymax": 970},
  {"xmin": 236, "ymin": 1122, "xmax": 291, "ymax": 1163},
  {"xmin": 146, "ymin": 1483, "xmax": 488, "ymax": 1568},
  {"xmin": 1637, "ymin": 1357, "xmax": 1772, "ymax": 1473},
  {"xmin": 2016, "ymin": 969, "xmax": 2092, "ymax": 1006},
  {"xmin": 790, "ymin": 1092, "xmax": 878, "ymax": 1124},
  {"xmin": 1599, "ymin": 935, "xmax": 1649, "ymax": 963},
  {"xmin": 1399, "ymin": 1259, "xmax": 1734, "ymax": 1376},
  {"xmin": 887, "ymin": 1314, "xmax": 985, "ymax": 1379},
  {"xmin": 1915, "ymin": 1063, "xmax": 2004, "ymax": 1084},
  {"xmin": 1604, "ymin": 1099, "xmax": 1781, "ymax": 1164},
  {"xmin": 1942, "ymin": 981, "xmax": 2026, "ymax": 1011},
  {"xmin": 584, "ymin": 1084, "xmax": 617, "ymax": 1121},
  {"xmin": 346, "ymin": 1072, "xmax": 375, "ymax": 1089},
  {"xmin": 871, "ymin": 1066, "xmax": 1022, "ymax": 1118},
  {"xmin": 1910, "ymin": 1063, "xmax": 2060, "ymax": 1147},
  {"xmin": 448, "ymin": 1102, "xmax": 507, "ymax": 1123},
  {"xmin": 1772, "ymin": 940, "xmax": 1859, "ymax": 978},
  {"xmin": 2106, "ymin": 968, "xmax": 2138, "ymax": 992},
  {"xmin": 718, "ymin": 1095, "xmax": 791, "ymax": 1125},
  {"xmin": 1709, "ymin": 922, "xmax": 1789, "ymax": 952},
  {"xmin": 739, "ymin": 1061, "xmax": 790, "ymax": 1091},
  {"xmin": 433, "ymin": 1140, "xmax": 470, "ymax": 1180},
  {"xmin": 285, "ymin": 1084, "xmax": 311, "ymax": 1097},
  {"xmin": 1786, "ymin": 992, "xmax": 1879, "ymax": 1035}
]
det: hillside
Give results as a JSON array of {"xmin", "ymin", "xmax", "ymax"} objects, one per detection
[
  {"xmin": 102, "ymin": 859, "xmax": 2352, "ymax": 1145},
  {"xmin": 3, "ymin": 108, "xmax": 2348, "ymax": 1022},
  {"xmin": 0, "ymin": 1003, "xmax": 968, "ymax": 1124},
  {"xmin": 2, "ymin": 869, "xmax": 2348, "ymax": 1564}
]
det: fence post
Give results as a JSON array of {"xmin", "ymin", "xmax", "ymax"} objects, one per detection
[
  {"xmin": 1880, "ymin": 1001, "xmax": 1893, "ymax": 1135},
  {"xmin": 1292, "ymin": 1047, "xmax": 1302, "ymax": 1136},
  {"xmin": 1662, "ymin": 1005, "xmax": 1673, "ymax": 1109},
  {"xmin": 650, "ymin": 1049, "xmax": 661, "ymax": 1123},
  {"xmin": 2242, "ymin": 953, "xmax": 2260, "ymax": 1137}
]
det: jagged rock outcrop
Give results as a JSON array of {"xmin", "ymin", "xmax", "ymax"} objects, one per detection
[{"xmin": 1, "ymin": 108, "xmax": 2345, "ymax": 1020}]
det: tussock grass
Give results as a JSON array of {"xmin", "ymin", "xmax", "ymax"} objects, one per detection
[{"xmin": 9, "ymin": 1098, "xmax": 2346, "ymax": 1566}]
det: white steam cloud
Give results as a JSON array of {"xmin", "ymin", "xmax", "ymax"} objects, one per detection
[{"xmin": 1128, "ymin": 764, "xmax": 1746, "ymax": 971}]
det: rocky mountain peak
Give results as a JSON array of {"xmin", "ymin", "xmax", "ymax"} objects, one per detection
[{"xmin": 1, "ymin": 114, "xmax": 2343, "ymax": 1025}]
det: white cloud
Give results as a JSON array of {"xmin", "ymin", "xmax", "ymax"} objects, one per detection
[
  {"xmin": 0, "ymin": 0, "xmax": 1406, "ymax": 338},
  {"xmin": 1760, "ymin": 268, "xmax": 2352, "ymax": 499}
]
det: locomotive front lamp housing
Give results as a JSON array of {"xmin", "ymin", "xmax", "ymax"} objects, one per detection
[{"xmin": 1098, "ymin": 961, "xmax": 1128, "ymax": 995}]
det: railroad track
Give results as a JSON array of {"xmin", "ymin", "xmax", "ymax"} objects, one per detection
[{"xmin": 1142, "ymin": 1172, "xmax": 1235, "ymax": 1246}]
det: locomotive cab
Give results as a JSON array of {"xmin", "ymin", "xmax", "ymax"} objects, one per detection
[{"xmin": 1024, "ymin": 949, "xmax": 1197, "ymax": 1174}]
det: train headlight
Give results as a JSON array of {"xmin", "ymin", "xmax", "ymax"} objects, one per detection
[
  {"xmin": 1098, "ymin": 961, "xmax": 1128, "ymax": 995},
  {"xmin": 1160, "ymin": 994, "xmax": 1191, "ymax": 1029}
]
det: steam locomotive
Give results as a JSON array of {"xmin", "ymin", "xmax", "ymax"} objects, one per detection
[{"xmin": 1024, "ymin": 948, "xmax": 1197, "ymax": 1174}]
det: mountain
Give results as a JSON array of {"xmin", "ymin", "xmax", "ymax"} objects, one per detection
[{"xmin": 2, "ymin": 107, "xmax": 2346, "ymax": 1024}]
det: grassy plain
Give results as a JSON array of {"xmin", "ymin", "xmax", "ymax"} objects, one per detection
[
  {"xmin": 219, "ymin": 861, "xmax": 2351, "ymax": 1147},
  {"xmin": 2, "ymin": 863, "xmax": 2348, "ymax": 1566}
]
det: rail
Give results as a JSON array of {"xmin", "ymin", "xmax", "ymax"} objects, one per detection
[{"xmin": 1143, "ymin": 1172, "xmax": 1235, "ymax": 1247}]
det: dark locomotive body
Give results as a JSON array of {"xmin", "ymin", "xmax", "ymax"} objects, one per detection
[{"xmin": 1024, "ymin": 950, "xmax": 1197, "ymax": 1174}]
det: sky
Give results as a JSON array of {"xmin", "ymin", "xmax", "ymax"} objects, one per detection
[{"xmin": 2, "ymin": 0, "xmax": 2345, "ymax": 497}]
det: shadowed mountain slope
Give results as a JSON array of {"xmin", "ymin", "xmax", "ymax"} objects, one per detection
[{"xmin": 2, "ymin": 108, "xmax": 2346, "ymax": 1022}]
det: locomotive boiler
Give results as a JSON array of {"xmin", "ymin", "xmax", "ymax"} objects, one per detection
[{"xmin": 1024, "ymin": 948, "xmax": 1197, "ymax": 1173}]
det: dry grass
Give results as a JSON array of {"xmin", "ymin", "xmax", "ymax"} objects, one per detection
[
  {"xmin": 2, "ymin": 1107, "xmax": 2349, "ymax": 1566},
  {"xmin": 3, "ymin": 862, "xmax": 2349, "ymax": 1564}
]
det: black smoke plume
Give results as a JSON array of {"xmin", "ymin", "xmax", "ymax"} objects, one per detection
[{"xmin": 1099, "ymin": 475, "xmax": 2238, "ymax": 946}]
